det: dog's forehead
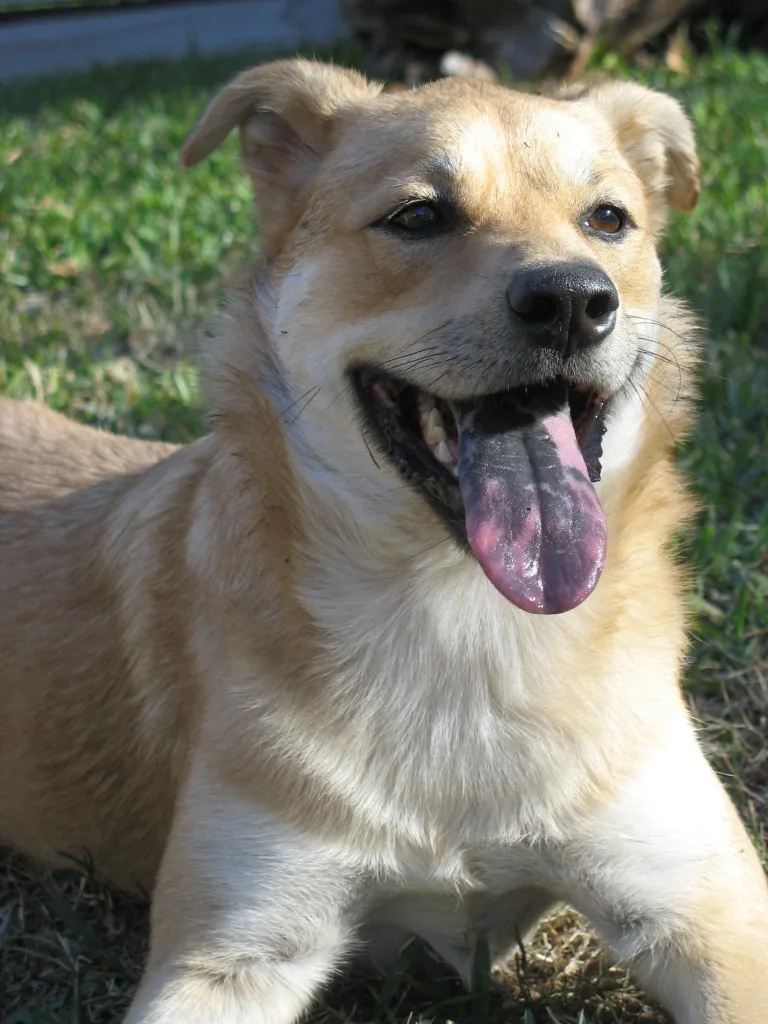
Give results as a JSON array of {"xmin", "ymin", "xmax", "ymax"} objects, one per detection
[
  {"xmin": 335, "ymin": 85, "xmax": 624, "ymax": 210},
  {"xmin": 433, "ymin": 103, "xmax": 601, "ymax": 194}
]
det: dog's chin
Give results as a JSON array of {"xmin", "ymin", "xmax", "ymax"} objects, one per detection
[{"xmin": 350, "ymin": 366, "xmax": 611, "ymax": 615}]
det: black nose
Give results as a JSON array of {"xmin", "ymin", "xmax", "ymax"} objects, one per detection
[{"xmin": 508, "ymin": 262, "xmax": 619, "ymax": 357}]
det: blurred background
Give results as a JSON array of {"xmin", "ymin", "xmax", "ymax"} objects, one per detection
[
  {"xmin": 0, "ymin": 3, "xmax": 767, "ymax": 1023},
  {"xmin": 1, "ymin": 0, "xmax": 767, "ymax": 83}
]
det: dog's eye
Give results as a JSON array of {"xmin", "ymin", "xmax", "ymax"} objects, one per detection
[
  {"xmin": 586, "ymin": 206, "xmax": 625, "ymax": 236},
  {"xmin": 387, "ymin": 201, "xmax": 444, "ymax": 233}
]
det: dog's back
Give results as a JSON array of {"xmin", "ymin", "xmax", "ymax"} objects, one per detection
[
  {"xmin": 0, "ymin": 398, "xmax": 176, "ymax": 509},
  {"xmin": 0, "ymin": 399, "xmax": 192, "ymax": 888}
]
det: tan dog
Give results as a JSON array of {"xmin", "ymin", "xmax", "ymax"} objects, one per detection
[{"xmin": 1, "ymin": 60, "xmax": 767, "ymax": 1024}]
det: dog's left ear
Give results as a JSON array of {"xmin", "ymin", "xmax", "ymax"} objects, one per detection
[
  {"xmin": 565, "ymin": 80, "xmax": 699, "ymax": 230},
  {"xmin": 180, "ymin": 59, "xmax": 381, "ymax": 243}
]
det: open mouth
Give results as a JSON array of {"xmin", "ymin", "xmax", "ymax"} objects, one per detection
[{"xmin": 351, "ymin": 368, "xmax": 609, "ymax": 615}]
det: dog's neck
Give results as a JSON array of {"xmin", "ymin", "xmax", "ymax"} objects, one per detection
[{"xmin": 204, "ymin": 405, "xmax": 662, "ymax": 849}]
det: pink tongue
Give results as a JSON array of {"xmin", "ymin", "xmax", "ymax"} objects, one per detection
[{"xmin": 455, "ymin": 389, "xmax": 607, "ymax": 614}]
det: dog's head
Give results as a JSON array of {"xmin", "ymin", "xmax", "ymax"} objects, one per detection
[{"xmin": 182, "ymin": 60, "xmax": 698, "ymax": 616}]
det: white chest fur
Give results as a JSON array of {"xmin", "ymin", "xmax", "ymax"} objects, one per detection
[{"xmin": 287, "ymin": 531, "xmax": 675, "ymax": 882}]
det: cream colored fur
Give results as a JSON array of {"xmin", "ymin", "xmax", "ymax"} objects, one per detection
[{"xmin": 1, "ymin": 60, "xmax": 767, "ymax": 1024}]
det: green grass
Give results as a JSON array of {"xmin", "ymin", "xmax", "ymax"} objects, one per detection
[{"xmin": 1, "ymin": 36, "xmax": 767, "ymax": 1024}]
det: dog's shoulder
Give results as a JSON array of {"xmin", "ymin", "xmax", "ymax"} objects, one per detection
[{"xmin": 0, "ymin": 397, "xmax": 178, "ymax": 510}]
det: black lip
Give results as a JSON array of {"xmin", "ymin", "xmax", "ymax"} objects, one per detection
[{"xmin": 350, "ymin": 366, "xmax": 607, "ymax": 541}]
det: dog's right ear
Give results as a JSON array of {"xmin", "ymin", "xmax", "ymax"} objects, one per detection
[{"xmin": 181, "ymin": 59, "xmax": 380, "ymax": 244}]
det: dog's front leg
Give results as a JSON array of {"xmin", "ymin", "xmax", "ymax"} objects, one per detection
[
  {"xmin": 125, "ymin": 774, "xmax": 363, "ymax": 1024},
  {"xmin": 547, "ymin": 719, "xmax": 768, "ymax": 1024}
]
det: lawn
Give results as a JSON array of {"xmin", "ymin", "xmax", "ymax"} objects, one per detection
[{"xmin": 1, "ymin": 33, "xmax": 767, "ymax": 1024}]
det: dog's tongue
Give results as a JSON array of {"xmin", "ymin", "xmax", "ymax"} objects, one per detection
[{"xmin": 455, "ymin": 384, "xmax": 606, "ymax": 614}]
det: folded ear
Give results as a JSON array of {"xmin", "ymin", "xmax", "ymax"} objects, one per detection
[
  {"xmin": 565, "ymin": 80, "xmax": 699, "ymax": 230},
  {"xmin": 181, "ymin": 59, "xmax": 381, "ymax": 244}
]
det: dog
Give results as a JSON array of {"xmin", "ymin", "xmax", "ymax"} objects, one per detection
[{"xmin": 1, "ymin": 59, "xmax": 767, "ymax": 1024}]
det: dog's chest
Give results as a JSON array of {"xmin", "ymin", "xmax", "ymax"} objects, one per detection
[{"xmin": 303, "ymin": 561, "xmax": 617, "ymax": 854}]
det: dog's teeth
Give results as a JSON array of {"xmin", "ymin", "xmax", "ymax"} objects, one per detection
[
  {"xmin": 427, "ymin": 408, "xmax": 445, "ymax": 434},
  {"xmin": 422, "ymin": 406, "xmax": 448, "ymax": 446},
  {"xmin": 424, "ymin": 417, "xmax": 447, "ymax": 446},
  {"xmin": 417, "ymin": 393, "xmax": 435, "ymax": 418},
  {"xmin": 435, "ymin": 440, "xmax": 452, "ymax": 465}
]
